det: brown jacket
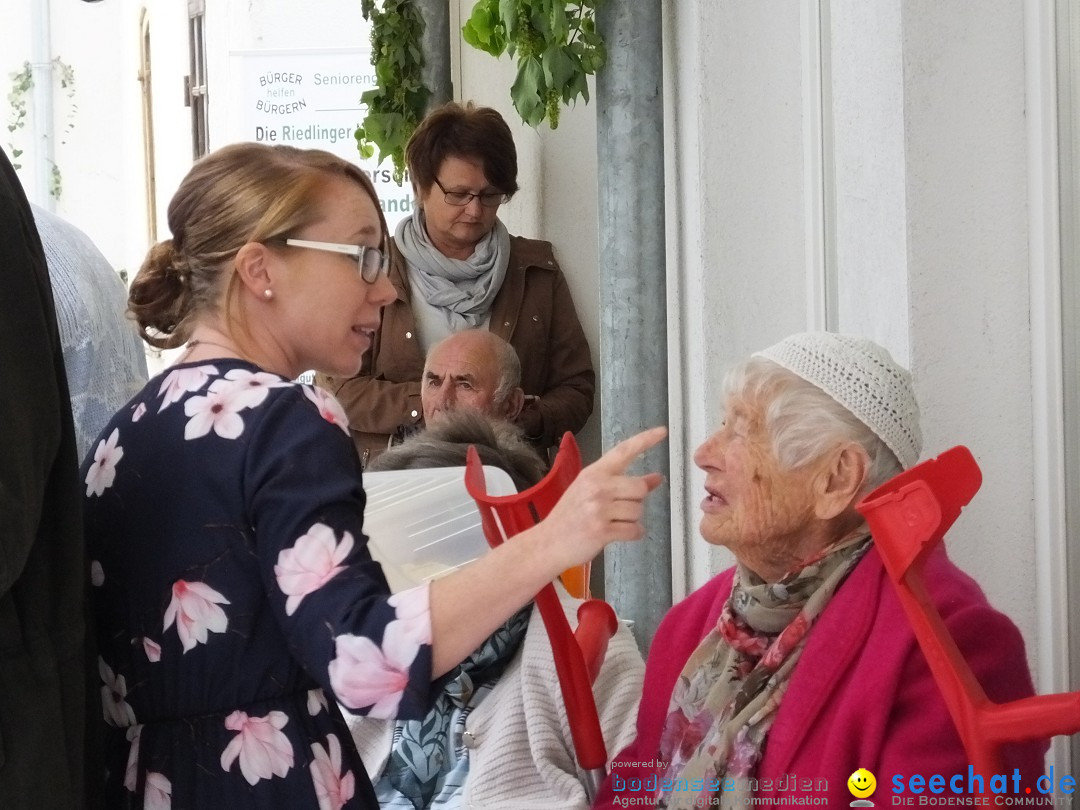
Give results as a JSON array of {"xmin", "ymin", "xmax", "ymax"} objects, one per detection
[{"xmin": 318, "ymin": 235, "xmax": 595, "ymax": 464}]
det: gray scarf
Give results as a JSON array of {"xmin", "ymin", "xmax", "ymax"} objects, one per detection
[{"xmin": 395, "ymin": 210, "xmax": 511, "ymax": 330}]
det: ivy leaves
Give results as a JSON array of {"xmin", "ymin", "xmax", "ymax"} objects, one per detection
[
  {"xmin": 463, "ymin": 0, "xmax": 606, "ymax": 129},
  {"xmin": 6, "ymin": 63, "xmax": 32, "ymax": 168},
  {"xmin": 7, "ymin": 58, "xmax": 75, "ymax": 198},
  {"xmin": 353, "ymin": 0, "xmax": 607, "ymax": 174},
  {"xmin": 355, "ymin": 0, "xmax": 429, "ymax": 181}
]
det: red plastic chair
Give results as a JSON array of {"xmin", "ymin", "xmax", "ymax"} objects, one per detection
[
  {"xmin": 464, "ymin": 432, "xmax": 619, "ymax": 801},
  {"xmin": 856, "ymin": 445, "xmax": 1080, "ymax": 777}
]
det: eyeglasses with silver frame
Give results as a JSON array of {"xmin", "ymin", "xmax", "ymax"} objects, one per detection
[
  {"xmin": 276, "ymin": 238, "xmax": 389, "ymax": 283},
  {"xmin": 432, "ymin": 177, "xmax": 509, "ymax": 208}
]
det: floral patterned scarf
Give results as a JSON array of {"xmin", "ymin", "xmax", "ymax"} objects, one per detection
[{"xmin": 656, "ymin": 532, "xmax": 872, "ymax": 810}]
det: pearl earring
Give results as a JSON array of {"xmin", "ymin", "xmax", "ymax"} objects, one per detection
[{"xmin": 263, "ymin": 289, "xmax": 273, "ymax": 300}]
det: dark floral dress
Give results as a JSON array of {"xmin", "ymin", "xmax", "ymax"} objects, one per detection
[{"xmin": 81, "ymin": 359, "xmax": 434, "ymax": 809}]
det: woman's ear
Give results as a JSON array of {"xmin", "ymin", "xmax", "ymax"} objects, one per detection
[
  {"xmin": 233, "ymin": 242, "xmax": 275, "ymax": 299},
  {"xmin": 814, "ymin": 443, "xmax": 869, "ymax": 520}
]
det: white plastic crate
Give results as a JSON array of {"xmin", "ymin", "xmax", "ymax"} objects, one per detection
[{"xmin": 361, "ymin": 465, "xmax": 517, "ymax": 592}]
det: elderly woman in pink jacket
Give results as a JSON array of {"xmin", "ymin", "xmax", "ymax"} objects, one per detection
[{"xmin": 594, "ymin": 332, "xmax": 1046, "ymax": 810}]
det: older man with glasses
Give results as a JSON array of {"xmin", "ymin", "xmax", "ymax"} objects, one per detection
[{"xmin": 316, "ymin": 101, "xmax": 595, "ymax": 467}]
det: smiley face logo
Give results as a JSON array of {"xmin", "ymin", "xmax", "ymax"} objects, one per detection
[{"xmin": 848, "ymin": 768, "xmax": 877, "ymax": 799}]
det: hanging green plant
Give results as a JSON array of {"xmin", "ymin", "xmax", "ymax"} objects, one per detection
[
  {"xmin": 54, "ymin": 58, "xmax": 77, "ymax": 146},
  {"xmin": 6, "ymin": 61, "xmax": 33, "ymax": 169},
  {"xmin": 463, "ymin": 0, "xmax": 606, "ymax": 129},
  {"xmin": 6, "ymin": 57, "xmax": 76, "ymax": 197},
  {"xmin": 355, "ymin": 0, "xmax": 429, "ymax": 181}
]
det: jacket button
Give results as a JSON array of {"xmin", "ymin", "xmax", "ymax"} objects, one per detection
[
  {"xmin": 532, "ymin": 315, "xmax": 539, "ymax": 322},
  {"xmin": 410, "ymin": 410, "xmax": 418, "ymax": 418},
  {"xmin": 405, "ymin": 331, "xmax": 412, "ymax": 339},
  {"xmin": 503, "ymin": 321, "xmax": 510, "ymax": 328},
  {"xmin": 463, "ymin": 729, "xmax": 478, "ymax": 749}
]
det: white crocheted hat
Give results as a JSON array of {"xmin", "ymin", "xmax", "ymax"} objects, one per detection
[{"xmin": 753, "ymin": 332, "xmax": 922, "ymax": 470}]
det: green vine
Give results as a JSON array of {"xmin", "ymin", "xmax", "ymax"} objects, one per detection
[
  {"xmin": 463, "ymin": 0, "xmax": 605, "ymax": 129},
  {"xmin": 6, "ymin": 58, "xmax": 77, "ymax": 198},
  {"xmin": 6, "ymin": 62, "xmax": 32, "ymax": 169},
  {"xmin": 54, "ymin": 58, "xmax": 76, "ymax": 146},
  {"xmin": 354, "ymin": 0, "xmax": 429, "ymax": 181}
]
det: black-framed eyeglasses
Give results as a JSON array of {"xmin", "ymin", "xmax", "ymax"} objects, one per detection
[
  {"xmin": 432, "ymin": 177, "xmax": 509, "ymax": 208},
  {"xmin": 272, "ymin": 238, "xmax": 389, "ymax": 283}
]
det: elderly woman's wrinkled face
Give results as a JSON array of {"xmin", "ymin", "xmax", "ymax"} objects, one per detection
[{"xmin": 693, "ymin": 396, "xmax": 827, "ymax": 579}]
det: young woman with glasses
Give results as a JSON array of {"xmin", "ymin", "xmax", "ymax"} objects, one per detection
[{"xmin": 85, "ymin": 141, "xmax": 664, "ymax": 808}]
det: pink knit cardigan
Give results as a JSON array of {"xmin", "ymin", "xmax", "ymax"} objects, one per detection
[{"xmin": 593, "ymin": 546, "xmax": 1047, "ymax": 808}]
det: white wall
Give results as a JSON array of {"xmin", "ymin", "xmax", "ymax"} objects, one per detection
[
  {"xmin": 831, "ymin": 0, "xmax": 1037, "ymax": 650},
  {"xmin": 666, "ymin": 0, "xmax": 813, "ymax": 587},
  {"xmin": 899, "ymin": 0, "xmax": 1035, "ymax": 639},
  {"xmin": 830, "ymin": 0, "xmax": 911, "ymax": 358}
]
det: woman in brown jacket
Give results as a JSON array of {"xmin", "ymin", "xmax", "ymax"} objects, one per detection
[{"xmin": 317, "ymin": 102, "xmax": 595, "ymax": 465}]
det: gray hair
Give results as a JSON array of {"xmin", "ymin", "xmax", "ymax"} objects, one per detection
[
  {"xmin": 723, "ymin": 356, "xmax": 903, "ymax": 492},
  {"xmin": 368, "ymin": 409, "xmax": 545, "ymax": 491},
  {"xmin": 491, "ymin": 336, "xmax": 522, "ymax": 406}
]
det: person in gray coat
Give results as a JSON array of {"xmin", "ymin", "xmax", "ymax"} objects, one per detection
[{"xmin": 31, "ymin": 204, "xmax": 148, "ymax": 462}]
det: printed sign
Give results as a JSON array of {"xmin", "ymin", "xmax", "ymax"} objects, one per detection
[{"xmin": 225, "ymin": 49, "xmax": 414, "ymax": 230}]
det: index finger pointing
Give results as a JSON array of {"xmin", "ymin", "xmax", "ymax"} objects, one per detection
[{"xmin": 593, "ymin": 426, "xmax": 668, "ymax": 473}]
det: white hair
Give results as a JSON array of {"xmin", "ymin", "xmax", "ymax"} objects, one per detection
[
  {"xmin": 723, "ymin": 356, "xmax": 904, "ymax": 491},
  {"xmin": 490, "ymin": 335, "xmax": 522, "ymax": 406}
]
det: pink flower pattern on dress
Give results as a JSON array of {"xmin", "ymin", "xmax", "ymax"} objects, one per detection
[
  {"xmin": 144, "ymin": 772, "xmax": 172, "ymax": 810},
  {"xmin": 142, "ymin": 637, "xmax": 162, "ymax": 662},
  {"xmin": 210, "ymin": 368, "xmax": 290, "ymax": 410},
  {"xmin": 302, "ymin": 386, "xmax": 350, "ymax": 434},
  {"xmin": 85, "ymin": 428, "xmax": 123, "ymax": 497},
  {"xmin": 328, "ymin": 620, "xmax": 419, "ymax": 718},
  {"xmin": 220, "ymin": 710, "xmax": 294, "ymax": 786},
  {"xmin": 307, "ymin": 689, "xmax": 329, "ymax": 716},
  {"xmin": 183, "ymin": 385, "xmax": 249, "ymax": 441},
  {"xmin": 309, "ymin": 733, "xmax": 355, "ymax": 810},
  {"xmin": 158, "ymin": 364, "xmax": 217, "ymax": 412},
  {"xmin": 90, "ymin": 560, "xmax": 104, "ymax": 587},
  {"xmin": 163, "ymin": 580, "xmax": 230, "ymax": 652},
  {"xmin": 99, "ymin": 657, "xmax": 136, "ymax": 727},
  {"xmin": 132, "ymin": 402, "xmax": 147, "ymax": 422},
  {"xmin": 387, "ymin": 585, "xmax": 433, "ymax": 648},
  {"xmin": 124, "ymin": 726, "xmax": 142, "ymax": 792},
  {"xmin": 274, "ymin": 523, "xmax": 354, "ymax": 616}
]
